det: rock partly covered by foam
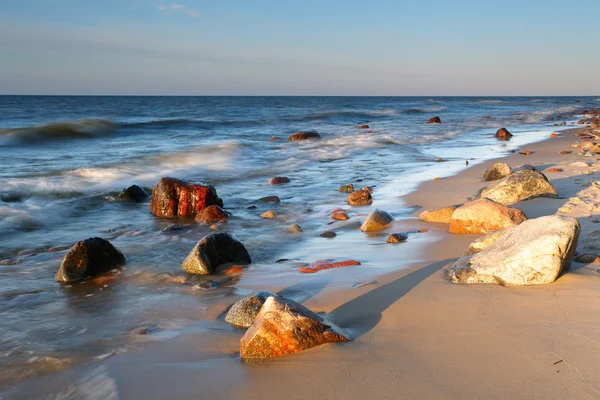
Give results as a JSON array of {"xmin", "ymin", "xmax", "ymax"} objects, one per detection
[
  {"xmin": 150, "ymin": 177, "xmax": 223, "ymax": 217},
  {"xmin": 482, "ymin": 163, "xmax": 513, "ymax": 182},
  {"xmin": 225, "ymin": 290, "xmax": 275, "ymax": 328},
  {"xmin": 181, "ymin": 233, "xmax": 251, "ymax": 275},
  {"xmin": 55, "ymin": 237, "xmax": 125, "ymax": 283},
  {"xmin": 360, "ymin": 209, "xmax": 393, "ymax": 232},
  {"xmin": 449, "ymin": 198, "xmax": 527, "ymax": 234},
  {"xmin": 347, "ymin": 188, "xmax": 373, "ymax": 206},
  {"xmin": 195, "ymin": 205, "xmax": 231, "ymax": 224},
  {"xmin": 240, "ymin": 296, "xmax": 349, "ymax": 360},
  {"xmin": 288, "ymin": 131, "xmax": 321, "ymax": 141},
  {"xmin": 473, "ymin": 170, "xmax": 557, "ymax": 205},
  {"xmin": 449, "ymin": 216, "xmax": 580, "ymax": 285},
  {"xmin": 418, "ymin": 206, "xmax": 458, "ymax": 223},
  {"xmin": 118, "ymin": 184, "xmax": 149, "ymax": 202}
]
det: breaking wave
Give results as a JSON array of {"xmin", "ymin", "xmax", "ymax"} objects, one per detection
[{"xmin": 0, "ymin": 119, "xmax": 116, "ymax": 144}]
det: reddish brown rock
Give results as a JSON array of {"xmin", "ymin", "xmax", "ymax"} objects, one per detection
[
  {"xmin": 150, "ymin": 177, "xmax": 223, "ymax": 217},
  {"xmin": 269, "ymin": 137, "xmax": 279, "ymax": 141},
  {"xmin": 549, "ymin": 133, "xmax": 558, "ymax": 138},
  {"xmin": 240, "ymin": 296, "xmax": 349, "ymax": 360},
  {"xmin": 347, "ymin": 188, "xmax": 372, "ymax": 206},
  {"xmin": 297, "ymin": 259, "xmax": 361, "ymax": 273},
  {"xmin": 519, "ymin": 151, "xmax": 532, "ymax": 156},
  {"xmin": 558, "ymin": 151, "xmax": 572, "ymax": 155},
  {"xmin": 449, "ymin": 198, "xmax": 527, "ymax": 234},
  {"xmin": 332, "ymin": 212, "xmax": 349, "ymax": 221},
  {"xmin": 195, "ymin": 205, "xmax": 231, "ymax": 224},
  {"xmin": 269, "ymin": 176, "xmax": 291, "ymax": 185},
  {"xmin": 357, "ymin": 124, "xmax": 369, "ymax": 129},
  {"xmin": 545, "ymin": 168, "xmax": 563, "ymax": 173},
  {"xmin": 427, "ymin": 116, "xmax": 441, "ymax": 124},
  {"xmin": 495, "ymin": 128, "xmax": 513, "ymax": 138},
  {"xmin": 288, "ymin": 131, "xmax": 321, "ymax": 141}
]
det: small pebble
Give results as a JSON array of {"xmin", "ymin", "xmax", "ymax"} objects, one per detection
[
  {"xmin": 386, "ymin": 233, "xmax": 408, "ymax": 243},
  {"xmin": 320, "ymin": 231, "xmax": 337, "ymax": 238},
  {"xmin": 260, "ymin": 210, "xmax": 277, "ymax": 219}
]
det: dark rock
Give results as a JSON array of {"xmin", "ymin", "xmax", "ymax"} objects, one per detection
[
  {"xmin": 225, "ymin": 290, "xmax": 275, "ymax": 328},
  {"xmin": 319, "ymin": 231, "xmax": 337, "ymax": 238},
  {"xmin": 269, "ymin": 177, "xmax": 291, "ymax": 185},
  {"xmin": 427, "ymin": 116, "xmax": 441, "ymax": 124},
  {"xmin": 386, "ymin": 233, "xmax": 408, "ymax": 243},
  {"xmin": 55, "ymin": 237, "xmax": 125, "ymax": 283},
  {"xmin": 288, "ymin": 131, "xmax": 321, "ymax": 141},
  {"xmin": 357, "ymin": 124, "xmax": 369, "ymax": 129},
  {"xmin": 181, "ymin": 233, "xmax": 251, "ymax": 275},
  {"xmin": 149, "ymin": 177, "xmax": 223, "ymax": 217},
  {"xmin": 360, "ymin": 209, "xmax": 393, "ymax": 232},
  {"xmin": 118, "ymin": 185, "xmax": 149, "ymax": 202},
  {"xmin": 495, "ymin": 127, "xmax": 513, "ymax": 138},
  {"xmin": 256, "ymin": 196, "xmax": 280, "ymax": 203}
]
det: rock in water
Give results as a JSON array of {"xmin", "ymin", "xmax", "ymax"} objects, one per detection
[
  {"xmin": 360, "ymin": 209, "xmax": 394, "ymax": 232},
  {"xmin": 449, "ymin": 199, "xmax": 527, "ymax": 234},
  {"xmin": 418, "ymin": 206, "xmax": 458, "ymax": 223},
  {"xmin": 482, "ymin": 163, "xmax": 513, "ymax": 182},
  {"xmin": 449, "ymin": 215, "xmax": 580, "ymax": 285},
  {"xmin": 427, "ymin": 116, "xmax": 441, "ymax": 124},
  {"xmin": 149, "ymin": 177, "xmax": 223, "ymax": 217},
  {"xmin": 240, "ymin": 296, "xmax": 350, "ymax": 359},
  {"xmin": 195, "ymin": 205, "xmax": 231, "ymax": 224},
  {"xmin": 473, "ymin": 170, "xmax": 557, "ymax": 205},
  {"xmin": 338, "ymin": 183, "xmax": 354, "ymax": 193},
  {"xmin": 288, "ymin": 131, "xmax": 321, "ymax": 141},
  {"xmin": 226, "ymin": 290, "xmax": 276, "ymax": 328},
  {"xmin": 268, "ymin": 177, "xmax": 291, "ymax": 185},
  {"xmin": 55, "ymin": 238, "xmax": 125, "ymax": 283},
  {"xmin": 495, "ymin": 127, "xmax": 513, "ymax": 138},
  {"xmin": 287, "ymin": 224, "xmax": 303, "ymax": 233},
  {"xmin": 347, "ymin": 188, "xmax": 373, "ymax": 206},
  {"xmin": 181, "ymin": 233, "xmax": 251, "ymax": 275},
  {"xmin": 386, "ymin": 233, "xmax": 408, "ymax": 243},
  {"xmin": 260, "ymin": 210, "xmax": 277, "ymax": 219},
  {"xmin": 118, "ymin": 184, "xmax": 149, "ymax": 202}
]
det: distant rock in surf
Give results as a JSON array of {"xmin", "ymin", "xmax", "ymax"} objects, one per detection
[
  {"xmin": 495, "ymin": 127, "xmax": 513, "ymax": 139},
  {"xmin": 360, "ymin": 209, "xmax": 393, "ymax": 232},
  {"xmin": 338, "ymin": 183, "xmax": 354, "ymax": 193},
  {"xmin": 427, "ymin": 116, "xmax": 441, "ymax": 124},
  {"xmin": 55, "ymin": 237, "xmax": 125, "ymax": 283},
  {"xmin": 181, "ymin": 233, "xmax": 251, "ymax": 275},
  {"xmin": 288, "ymin": 131, "xmax": 321, "ymax": 141},
  {"xmin": 269, "ymin": 177, "xmax": 291, "ymax": 185},
  {"xmin": 149, "ymin": 177, "xmax": 223, "ymax": 217},
  {"xmin": 118, "ymin": 184, "xmax": 149, "ymax": 202},
  {"xmin": 357, "ymin": 124, "xmax": 369, "ymax": 129}
]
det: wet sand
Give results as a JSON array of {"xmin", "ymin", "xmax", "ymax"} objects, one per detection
[{"xmin": 5, "ymin": 127, "xmax": 600, "ymax": 399}]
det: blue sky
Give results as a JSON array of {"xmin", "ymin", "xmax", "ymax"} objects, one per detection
[{"xmin": 0, "ymin": 0, "xmax": 599, "ymax": 95}]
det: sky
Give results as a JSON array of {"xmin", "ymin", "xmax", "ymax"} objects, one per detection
[{"xmin": 0, "ymin": 0, "xmax": 599, "ymax": 95}]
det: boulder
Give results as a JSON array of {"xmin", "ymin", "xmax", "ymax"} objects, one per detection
[
  {"xmin": 118, "ymin": 185, "xmax": 149, "ymax": 202},
  {"xmin": 427, "ymin": 116, "xmax": 441, "ymax": 124},
  {"xmin": 463, "ymin": 230, "xmax": 503, "ymax": 256},
  {"xmin": 181, "ymin": 233, "xmax": 251, "ymax": 275},
  {"xmin": 332, "ymin": 212, "xmax": 349, "ymax": 221},
  {"xmin": 287, "ymin": 224, "xmax": 303, "ymax": 233},
  {"xmin": 449, "ymin": 216, "xmax": 580, "ymax": 285},
  {"xmin": 260, "ymin": 210, "xmax": 277, "ymax": 219},
  {"xmin": 449, "ymin": 198, "xmax": 527, "ymax": 234},
  {"xmin": 55, "ymin": 237, "xmax": 125, "ymax": 283},
  {"xmin": 256, "ymin": 195, "xmax": 280, "ymax": 203},
  {"xmin": 418, "ymin": 206, "xmax": 458, "ymax": 223},
  {"xmin": 195, "ymin": 205, "xmax": 231, "ymax": 224},
  {"xmin": 269, "ymin": 177, "xmax": 291, "ymax": 185},
  {"xmin": 225, "ymin": 290, "xmax": 275, "ymax": 328},
  {"xmin": 473, "ymin": 170, "xmax": 557, "ymax": 205},
  {"xmin": 360, "ymin": 209, "xmax": 394, "ymax": 232},
  {"xmin": 150, "ymin": 177, "xmax": 223, "ymax": 217},
  {"xmin": 240, "ymin": 296, "xmax": 350, "ymax": 359},
  {"xmin": 482, "ymin": 163, "xmax": 513, "ymax": 182},
  {"xmin": 288, "ymin": 131, "xmax": 321, "ymax": 141},
  {"xmin": 495, "ymin": 128, "xmax": 513, "ymax": 138},
  {"xmin": 387, "ymin": 233, "xmax": 408, "ymax": 243},
  {"xmin": 338, "ymin": 183, "xmax": 354, "ymax": 193},
  {"xmin": 347, "ymin": 188, "xmax": 373, "ymax": 206}
]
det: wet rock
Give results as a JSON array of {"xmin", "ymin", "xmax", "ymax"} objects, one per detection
[
  {"xmin": 495, "ymin": 127, "xmax": 513, "ymax": 138},
  {"xmin": 332, "ymin": 212, "xmax": 349, "ymax": 221},
  {"xmin": 362, "ymin": 186, "xmax": 374, "ymax": 194},
  {"xmin": 549, "ymin": 133, "xmax": 558, "ymax": 138},
  {"xmin": 360, "ymin": 209, "xmax": 394, "ymax": 232},
  {"xmin": 558, "ymin": 150, "xmax": 572, "ymax": 155},
  {"xmin": 298, "ymin": 259, "xmax": 361, "ymax": 273},
  {"xmin": 181, "ymin": 233, "xmax": 251, "ymax": 275},
  {"xmin": 338, "ymin": 183, "xmax": 354, "ymax": 193},
  {"xmin": 162, "ymin": 225, "xmax": 187, "ymax": 233},
  {"xmin": 118, "ymin": 185, "xmax": 149, "ymax": 202},
  {"xmin": 260, "ymin": 210, "xmax": 277, "ymax": 219},
  {"xmin": 482, "ymin": 162, "xmax": 513, "ymax": 182},
  {"xmin": 55, "ymin": 238, "xmax": 125, "ymax": 283},
  {"xmin": 245, "ymin": 205, "xmax": 257, "ymax": 210},
  {"xmin": 131, "ymin": 325, "xmax": 158, "ymax": 335},
  {"xmin": 320, "ymin": 231, "xmax": 336, "ymax": 238},
  {"xmin": 149, "ymin": 177, "xmax": 223, "ymax": 217},
  {"xmin": 347, "ymin": 188, "xmax": 373, "ymax": 206},
  {"xmin": 287, "ymin": 224, "xmax": 303, "ymax": 233},
  {"xmin": 288, "ymin": 131, "xmax": 321, "ymax": 141},
  {"xmin": 240, "ymin": 296, "xmax": 349, "ymax": 360},
  {"xmin": 545, "ymin": 168, "xmax": 563, "ymax": 173},
  {"xmin": 256, "ymin": 196, "xmax": 280, "ymax": 203},
  {"xmin": 195, "ymin": 205, "xmax": 231, "ymax": 224},
  {"xmin": 269, "ymin": 177, "xmax": 291, "ymax": 185},
  {"xmin": 357, "ymin": 124, "xmax": 369, "ymax": 129},
  {"xmin": 225, "ymin": 290, "xmax": 276, "ymax": 328},
  {"xmin": 427, "ymin": 116, "xmax": 441, "ymax": 124},
  {"xmin": 449, "ymin": 216, "xmax": 580, "ymax": 285},
  {"xmin": 574, "ymin": 253, "xmax": 600, "ymax": 263},
  {"xmin": 386, "ymin": 233, "xmax": 408, "ymax": 243},
  {"xmin": 473, "ymin": 170, "xmax": 558, "ymax": 205},
  {"xmin": 449, "ymin": 198, "xmax": 527, "ymax": 234},
  {"xmin": 269, "ymin": 137, "xmax": 279, "ymax": 141},
  {"xmin": 418, "ymin": 206, "xmax": 458, "ymax": 223}
]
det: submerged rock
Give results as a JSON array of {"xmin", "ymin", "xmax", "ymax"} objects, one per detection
[
  {"xmin": 495, "ymin": 127, "xmax": 513, "ymax": 138},
  {"xmin": 449, "ymin": 199, "xmax": 527, "ymax": 234},
  {"xmin": 118, "ymin": 185, "xmax": 149, "ymax": 202},
  {"xmin": 473, "ymin": 170, "xmax": 557, "ymax": 205},
  {"xmin": 332, "ymin": 212, "xmax": 349, "ymax": 221},
  {"xmin": 181, "ymin": 233, "xmax": 251, "ymax": 275},
  {"xmin": 288, "ymin": 131, "xmax": 321, "ymax": 141},
  {"xmin": 55, "ymin": 237, "xmax": 125, "ymax": 283},
  {"xmin": 149, "ymin": 177, "xmax": 223, "ymax": 217},
  {"xmin": 357, "ymin": 124, "xmax": 370, "ymax": 129},
  {"xmin": 256, "ymin": 195, "xmax": 280, "ymax": 203},
  {"xmin": 418, "ymin": 206, "xmax": 458, "ymax": 223},
  {"xmin": 427, "ymin": 116, "xmax": 441, "ymax": 124},
  {"xmin": 195, "ymin": 205, "xmax": 231, "ymax": 224},
  {"xmin": 338, "ymin": 183, "xmax": 354, "ymax": 193},
  {"xmin": 347, "ymin": 188, "xmax": 373, "ymax": 206},
  {"xmin": 449, "ymin": 216, "xmax": 580, "ymax": 285},
  {"xmin": 287, "ymin": 224, "xmax": 303, "ymax": 233},
  {"xmin": 225, "ymin": 290, "xmax": 275, "ymax": 328},
  {"xmin": 240, "ymin": 296, "xmax": 349, "ymax": 359},
  {"xmin": 360, "ymin": 209, "xmax": 393, "ymax": 232},
  {"xmin": 482, "ymin": 163, "xmax": 513, "ymax": 182},
  {"xmin": 319, "ymin": 231, "xmax": 337, "ymax": 238},
  {"xmin": 298, "ymin": 259, "xmax": 361, "ymax": 273},
  {"xmin": 269, "ymin": 177, "xmax": 291, "ymax": 185}
]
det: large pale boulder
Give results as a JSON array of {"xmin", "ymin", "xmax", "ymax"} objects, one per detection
[
  {"xmin": 360, "ymin": 209, "xmax": 393, "ymax": 232},
  {"xmin": 55, "ymin": 238, "xmax": 125, "ymax": 283},
  {"xmin": 181, "ymin": 233, "xmax": 251, "ymax": 275},
  {"xmin": 473, "ymin": 170, "xmax": 557, "ymax": 205},
  {"xmin": 240, "ymin": 296, "xmax": 349, "ymax": 360},
  {"xmin": 150, "ymin": 177, "xmax": 223, "ymax": 217},
  {"xmin": 482, "ymin": 163, "xmax": 513, "ymax": 182},
  {"xmin": 449, "ymin": 215, "xmax": 580, "ymax": 286},
  {"xmin": 449, "ymin": 198, "xmax": 527, "ymax": 234},
  {"xmin": 418, "ymin": 206, "xmax": 458, "ymax": 223},
  {"xmin": 225, "ymin": 290, "xmax": 275, "ymax": 328}
]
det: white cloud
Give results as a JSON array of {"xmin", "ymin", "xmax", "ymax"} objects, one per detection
[{"xmin": 156, "ymin": 4, "xmax": 198, "ymax": 17}]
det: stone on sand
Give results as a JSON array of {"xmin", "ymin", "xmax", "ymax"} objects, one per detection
[
  {"xmin": 225, "ymin": 290, "xmax": 276, "ymax": 328},
  {"xmin": 473, "ymin": 170, "xmax": 557, "ymax": 205},
  {"xmin": 449, "ymin": 198, "xmax": 527, "ymax": 234},
  {"xmin": 418, "ymin": 206, "xmax": 458, "ymax": 223},
  {"xmin": 360, "ymin": 209, "xmax": 394, "ymax": 232},
  {"xmin": 482, "ymin": 162, "xmax": 513, "ymax": 182},
  {"xmin": 386, "ymin": 233, "xmax": 408, "ymax": 243},
  {"xmin": 347, "ymin": 188, "xmax": 373, "ymax": 206}
]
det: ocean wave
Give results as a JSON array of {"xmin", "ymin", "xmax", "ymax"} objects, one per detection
[
  {"xmin": 519, "ymin": 105, "xmax": 580, "ymax": 124},
  {"xmin": 474, "ymin": 99, "xmax": 505, "ymax": 104},
  {"xmin": 0, "ymin": 119, "xmax": 116, "ymax": 145},
  {"xmin": 285, "ymin": 109, "xmax": 399, "ymax": 123},
  {"xmin": 403, "ymin": 106, "xmax": 448, "ymax": 114}
]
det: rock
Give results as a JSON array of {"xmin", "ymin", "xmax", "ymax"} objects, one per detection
[
  {"xmin": 449, "ymin": 216, "xmax": 580, "ymax": 285},
  {"xmin": 449, "ymin": 199, "xmax": 527, "ymax": 234},
  {"xmin": 347, "ymin": 188, "xmax": 373, "ymax": 206},
  {"xmin": 181, "ymin": 233, "xmax": 251, "ymax": 275},
  {"xmin": 357, "ymin": 124, "xmax": 369, "ymax": 129},
  {"xmin": 195, "ymin": 205, "xmax": 231, "ymax": 224},
  {"xmin": 360, "ymin": 209, "xmax": 394, "ymax": 232},
  {"xmin": 558, "ymin": 150, "xmax": 572, "ymax": 155},
  {"xmin": 118, "ymin": 185, "xmax": 149, "ymax": 202},
  {"xmin": 338, "ymin": 183, "xmax": 354, "ymax": 193},
  {"xmin": 256, "ymin": 195, "xmax": 280, "ymax": 203},
  {"xmin": 269, "ymin": 177, "xmax": 291, "ymax": 185},
  {"xmin": 418, "ymin": 206, "xmax": 458, "ymax": 223},
  {"xmin": 298, "ymin": 259, "xmax": 361, "ymax": 273},
  {"xmin": 519, "ymin": 151, "xmax": 532, "ymax": 156},
  {"xmin": 240, "ymin": 296, "xmax": 349, "ymax": 360},
  {"xmin": 386, "ymin": 233, "xmax": 408, "ymax": 243},
  {"xmin": 545, "ymin": 168, "xmax": 563, "ymax": 173},
  {"xmin": 55, "ymin": 238, "xmax": 125, "ymax": 283},
  {"xmin": 550, "ymin": 133, "xmax": 558, "ymax": 138},
  {"xmin": 269, "ymin": 137, "xmax": 279, "ymax": 141},
  {"xmin": 225, "ymin": 290, "xmax": 276, "ymax": 328},
  {"xmin": 320, "ymin": 231, "xmax": 336, "ymax": 238},
  {"xmin": 245, "ymin": 205, "xmax": 257, "ymax": 210},
  {"xmin": 574, "ymin": 253, "xmax": 600, "ymax": 263},
  {"xmin": 482, "ymin": 162, "xmax": 513, "ymax": 182},
  {"xmin": 427, "ymin": 116, "xmax": 441, "ymax": 124},
  {"xmin": 361, "ymin": 186, "xmax": 374, "ymax": 194},
  {"xmin": 288, "ymin": 131, "xmax": 321, "ymax": 141},
  {"xmin": 514, "ymin": 164, "xmax": 536, "ymax": 172},
  {"xmin": 495, "ymin": 127, "xmax": 513, "ymax": 138},
  {"xmin": 149, "ymin": 177, "xmax": 223, "ymax": 217},
  {"xmin": 287, "ymin": 224, "xmax": 303, "ymax": 233},
  {"xmin": 463, "ymin": 231, "xmax": 503, "ymax": 256},
  {"xmin": 260, "ymin": 210, "xmax": 277, "ymax": 219},
  {"xmin": 332, "ymin": 212, "xmax": 349, "ymax": 221},
  {"xmin": 131, "ymin": 325, "xmax": 158, "ymax": 335},
  {"xmin": 473, "ymin": 170, "xmax": 558, "ymax": 205}
]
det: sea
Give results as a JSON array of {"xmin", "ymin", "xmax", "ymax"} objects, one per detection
[{"xmin": 0, "ymin": 95, "xmax": 596, "ymax": 389}]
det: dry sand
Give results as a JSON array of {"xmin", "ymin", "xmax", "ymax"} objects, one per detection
[{"xmin": 6, "ymin": 128, "xmax": 600, "ymax": 400}]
